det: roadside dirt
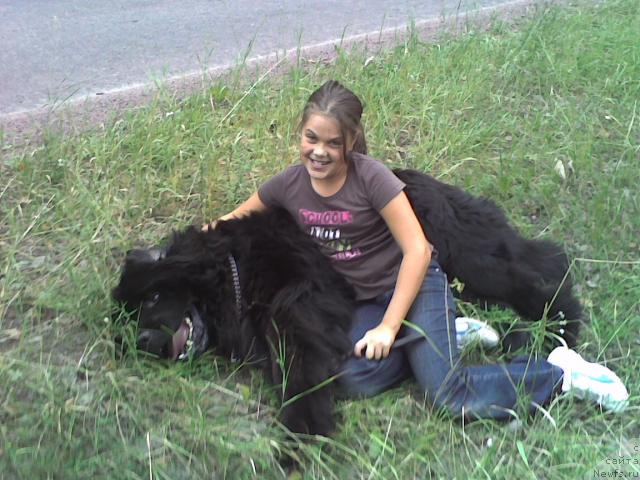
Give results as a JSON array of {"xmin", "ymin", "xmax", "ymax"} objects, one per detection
[{"xmin": 0, "ymin": 0, "xmax": 540, "ymax": 149}]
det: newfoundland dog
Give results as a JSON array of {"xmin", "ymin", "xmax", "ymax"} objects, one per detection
[{"xmin": 112, "ymin": 169, "xmax": 582, "ymax": 436}]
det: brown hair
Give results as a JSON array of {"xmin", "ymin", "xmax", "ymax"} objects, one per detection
[{"xmin": 298, "ymin": 80, "xmax": 368, "ymax": 156}]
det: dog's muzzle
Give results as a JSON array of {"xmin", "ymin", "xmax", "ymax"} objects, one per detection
[{"xmin": 136, "ymin": 305, "xmax": 209, "ymax": 361}]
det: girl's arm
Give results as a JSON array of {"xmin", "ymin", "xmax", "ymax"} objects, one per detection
[
  {"xmin": 202, "ymin": 191, "xmax": 267, "ymax": 230},
  {"xmin": 354, "ymin": 191, "xmax": 431, "ymax": 360}
]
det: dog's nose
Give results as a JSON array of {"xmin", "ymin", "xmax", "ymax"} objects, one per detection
[
  {"xmin": 136, "ymin": 329, "xmax": 167, "ymax": 357},
  {"xmin": 136, "ymin": 330, "xmax": 154, "ymax": 349}
]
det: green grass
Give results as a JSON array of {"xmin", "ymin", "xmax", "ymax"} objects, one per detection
[{"xmin": 1, "ymin": 0, "xmax": 639, "ymax": 478}]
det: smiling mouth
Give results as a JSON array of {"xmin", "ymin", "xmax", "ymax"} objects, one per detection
[{"xmin": 310, "ymin": 158, "xmax": 331, "ymax": 168}]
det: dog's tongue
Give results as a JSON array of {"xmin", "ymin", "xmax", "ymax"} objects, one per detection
[{"xmin": 170, "ymin": 320, "xmax": 190, "ymax": 360}]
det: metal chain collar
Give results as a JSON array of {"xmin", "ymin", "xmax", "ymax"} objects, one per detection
[{"xmin": 227, "ymin": 253, "xmax": 242, "ymax": 320}]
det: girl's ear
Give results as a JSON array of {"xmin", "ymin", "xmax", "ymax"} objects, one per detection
[{"xmin": 348, "ymin": 123, "xmax": 365, "ymax": 153}]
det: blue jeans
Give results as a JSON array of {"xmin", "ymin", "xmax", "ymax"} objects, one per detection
[{"xmin": 338, "ymin": 259, "xmax": 564, "ymax": 419}]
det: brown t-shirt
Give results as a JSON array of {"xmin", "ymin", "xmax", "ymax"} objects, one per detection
[{"xmin": 258, "ymin": 152, "xmax": 406, "ymax": 300}]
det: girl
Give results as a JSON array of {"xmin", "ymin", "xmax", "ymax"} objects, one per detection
[{"xmin": 206, "ymin": 80, "xmax": 628, "ymax": 417}]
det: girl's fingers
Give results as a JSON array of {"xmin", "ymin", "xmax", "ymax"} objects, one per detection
[
  {"xmin": 368, "ymin": 345, "xmax": 376, "ymax": 360},
  {"xmin": 201, "ymin": 220, "xmax": 218, "ymax": 232},
  {"xmin": 355, "ymin": 332, "xmax": 393, "ymax": 360}
]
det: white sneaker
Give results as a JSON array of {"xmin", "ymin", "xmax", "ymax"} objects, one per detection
[
  {"xmin": 547, "ymin": 346, "xmax": 629, "ymax": 412},
  {"xmin": 456, "ymin": 317, "xmax": 500, "ymax": 350}
]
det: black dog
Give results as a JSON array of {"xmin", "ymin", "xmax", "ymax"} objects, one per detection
[
  {"xmin": 113, "ymin": 169, "xmax": 582, "ymax": 436},
  {"xmin": 113, "ymin": 208, "xmax": 356, "ymax": 436}
]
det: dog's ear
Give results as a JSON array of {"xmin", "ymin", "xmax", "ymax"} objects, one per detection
[
  {"xmin": 113, "ymin": 247, "xmax": 167, "ymax": 303},
  {"xmin": 125, "ymin": 247, "xmax": 167, "ymax": 264}
]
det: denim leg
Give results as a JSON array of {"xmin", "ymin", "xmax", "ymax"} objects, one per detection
[
  {"xmin": 338, "ymin": 303, "xmax": 412, "ymax": 397},
  {"xmin": 403, "ymin": 260, "xmax": 564, "ymax": 419}
]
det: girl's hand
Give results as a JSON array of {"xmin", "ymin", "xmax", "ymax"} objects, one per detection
[
  {"xmin": 354, "ymin": 324, "xmax": 398, "ymax": 360},
  {"xmin": 201, "ymin": 221, "xmax": 217, "ymax": 232}
]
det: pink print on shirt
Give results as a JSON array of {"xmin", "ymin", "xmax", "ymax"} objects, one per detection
[
  {"xmin": 299, "ymin": 209, "xmax": 353, "ymax": 225},
  {"xmin": 298, "ymin": 208, "xmax": 362, "ymax": 261}
]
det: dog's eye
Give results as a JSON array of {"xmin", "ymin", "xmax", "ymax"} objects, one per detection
[{"xmin": 145, "ymin": 292, "xmax": 160, "ymax": 307}]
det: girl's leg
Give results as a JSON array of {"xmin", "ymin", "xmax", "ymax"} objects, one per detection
[
  {"xmin": 338, "ymin": 303, "xmax": 411, "ymax": 397},
  {"xmin": 402, "ymin": 260, "xmax": 564, "ymax": 419}
]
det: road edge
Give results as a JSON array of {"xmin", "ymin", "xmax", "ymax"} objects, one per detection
[{"xmin": 1, "ymin": 0, "xmax": 546, "ymax": 148}]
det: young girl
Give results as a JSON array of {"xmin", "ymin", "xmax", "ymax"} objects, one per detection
[{"xmin": 206, "ymin": 80, "xmax": 628, "ymax": 417}]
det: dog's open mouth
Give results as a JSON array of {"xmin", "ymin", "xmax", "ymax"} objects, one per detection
[
  {"xmin": 171, "ymin": 316, "xmax": 194, "ymax": 360},
  {"xmin": 170, "ymin": 307, "xmax": 208, "ymax": 361}
]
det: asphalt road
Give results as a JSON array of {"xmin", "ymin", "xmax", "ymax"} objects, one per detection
[{"xmin": 1, "ymin": 0, "xmax": 522, "ymax": 118}]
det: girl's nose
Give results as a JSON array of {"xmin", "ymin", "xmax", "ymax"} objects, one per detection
[{"xmin": 313, "ymin": 146, "xmax": 327, "ymax": 157}]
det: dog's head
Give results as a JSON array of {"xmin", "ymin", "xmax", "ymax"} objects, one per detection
[{"xmin": 112, "ymin": 230, "xmax": 226, "ymax": 361}]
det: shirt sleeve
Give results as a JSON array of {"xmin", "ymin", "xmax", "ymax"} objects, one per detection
[
  {"xmin": 257, "ymin": 168, "xmax": 290, "ymax": 208},
  {"xmin": 361, "ymin": 158, "xmax": 406, "ymax": 211}
]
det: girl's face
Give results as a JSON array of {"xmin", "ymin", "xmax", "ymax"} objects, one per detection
[{"xmin": 299, "ymin": 113, "xmax": 351, "ymax": 184}]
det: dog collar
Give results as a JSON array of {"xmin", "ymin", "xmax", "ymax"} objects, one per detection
[{"xmin": 227, "ymin": 253, "xmax": 242, "ymax": 319}]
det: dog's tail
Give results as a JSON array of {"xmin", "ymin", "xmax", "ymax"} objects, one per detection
[{"xmin": 509, "ymin": 239, "xmax": 583, "ymax": 347}]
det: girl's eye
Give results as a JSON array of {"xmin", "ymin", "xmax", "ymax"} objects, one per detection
[{"xmin": 330, "ymin": 140, "xmax": 342, "ymax": 147}]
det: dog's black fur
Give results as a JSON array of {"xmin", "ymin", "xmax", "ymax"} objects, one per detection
[{"xmin": 113, "ymin": 168, "xmax": 582, "ymax": 436}]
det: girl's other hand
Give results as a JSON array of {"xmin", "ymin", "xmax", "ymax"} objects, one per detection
[{"xmin": 354, "ymin": 324, "xmax": 397, "ymax": 360}]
